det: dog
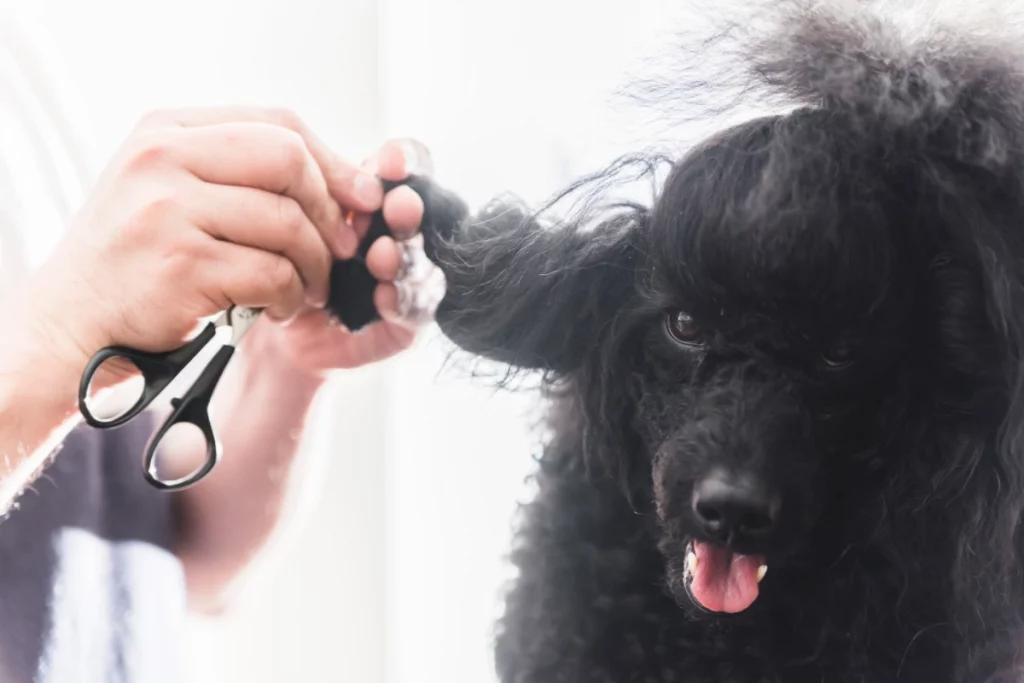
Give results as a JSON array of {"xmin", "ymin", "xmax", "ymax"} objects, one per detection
[{"xmin": 386, "ymin": 2, "xmax": 1024, "ymax": 680}]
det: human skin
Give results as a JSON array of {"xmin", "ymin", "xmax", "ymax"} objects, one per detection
[{"xmin": 0, "ymin": 107, "xmax": 431, "ymax": 610}]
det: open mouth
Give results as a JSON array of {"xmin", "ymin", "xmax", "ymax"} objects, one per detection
[{"xmin": 683, "ymin": 540, "xmax": 768, "ymax": 614}]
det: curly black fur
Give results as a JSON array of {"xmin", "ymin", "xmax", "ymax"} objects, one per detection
[{"xmin": 394, "ymin": 2, "xmax": 1024, "ymax": 681}]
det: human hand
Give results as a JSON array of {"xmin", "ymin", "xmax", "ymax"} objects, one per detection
[
  {"xmin": 11, "ymin": 107, "xmax": 384, "ymax": 389},
  {"xmin": 242, "ymin": 138, "xmax": 441, "ymax": 377}
]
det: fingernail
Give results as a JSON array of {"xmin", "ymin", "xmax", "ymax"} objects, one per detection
[
  {"xmin": 311, "ymin": 284, "xmax": 329, "ymax": 309},
  {"xmin": 354, "ymin": 172, "xmax": 383, "ymax": 207},
  {"xmin": 399, "ymin": 141, "xmax": 420, "ymax": 177}
]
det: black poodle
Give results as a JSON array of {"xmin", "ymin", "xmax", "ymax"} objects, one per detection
[{"xmin": 338, "ymin": 2, "xmax": 1024, "ymax": 681}]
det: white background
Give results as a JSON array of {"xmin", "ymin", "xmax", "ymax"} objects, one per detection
[{"xmin": 2, "ymin": 0, "xmax": 689, "ymax": 680}]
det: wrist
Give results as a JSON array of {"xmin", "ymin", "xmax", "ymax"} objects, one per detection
[
  {"xmin": 8, "ymin": 262, "xmax": 138, "ymax": 394},
  {"xmin": 0, "ymin": 283, "xmax": 87, "ymax": 494},
  {"xmin": 0, "ymin": 282, "xmax": 90, "ymax": 404}
]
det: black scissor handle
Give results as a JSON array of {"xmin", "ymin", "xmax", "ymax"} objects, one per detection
[
  {"xmin": 142, "ymin": 343, "xmax": 236, "ymax": 490},
  {"xmin": 78, "ymin": 322, "xmax": 217, "ymax": 428}
]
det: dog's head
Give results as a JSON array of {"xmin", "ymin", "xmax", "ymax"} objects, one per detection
[
  {"xmin": 432, "ymin": 1, "xmax": 1024, "ymax": 630},
  {"xmin": 545, "ymin": 4, "xmax": 1024, "ymax": 620},
  {"xmin": 629, "ymin": 109, "xmax": 1010, "ymax": 615}
]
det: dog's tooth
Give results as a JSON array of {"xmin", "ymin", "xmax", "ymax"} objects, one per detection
[
  {"xmin": 686, "ymin": 551, "xmax": 698, "ymax": 575},
  {"xmin": 756, "ymin": 565, "xmax": 768, "ymax": 583}
]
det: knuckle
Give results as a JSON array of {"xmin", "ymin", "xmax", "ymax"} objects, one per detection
[
  {"xmin": 161, "ymin": 244, "xmax": 198, "ymax": 282},
  {"xmin": 265, "ymin": 255, "xmax": 297, "ymax": 294},
  {"xmin": 127, "ymin": 192, "xmax": 181, "ymax": 238},
  {"xmin": 124, "ymin": 132, "xmax": 176, "ymax": 171}
]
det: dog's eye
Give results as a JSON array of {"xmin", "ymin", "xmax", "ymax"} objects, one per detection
[
  {"xmin": 821, "ymin": 342, "xmax": 856, "ymax": 369},
  {"xmin": 666, "ymin": 312, "xmax": 704, "ymax": 347}
]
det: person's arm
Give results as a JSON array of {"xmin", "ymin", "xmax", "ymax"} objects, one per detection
[
  {"xmin": 170, "ymin": 323, "xmax": 326, "ymax": 613},
  {"xmin": 0, "ymin": 284, "xmax": 89, "ymax": 513},
  {"xmin": 0, "ymin": 106, "xmax": 385, "ymax": 516},
  {"xmin": 171, "ymin": 140, "xmax": 433, "ymax": 613}
]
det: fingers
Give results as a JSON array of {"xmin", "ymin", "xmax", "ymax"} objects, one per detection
[
  {"xmin": 327, "ymin": 317, "xmax": 416, "ymax": 367},
  {"xmin": 155, "ymin": 122, "xmax": 355, "ymax": 259},
  {"xmin": 373, "ymin": 143, "xmax": 405, "ymax": 181},
  {"xmin": 193, "ymin": 183, "xmax": 332, "ymax": 307},
  {"xmin": 352, "ymin": 212, "xmax": 373, "ymax": 241},
  {"xmin": 373, "ymin": 138, "xmax": 435, "ymax": 180},
  {"xmin": 352, "ymin": 138, "xmax": 432, "ymax": 240},
  {"xmin": 374, "ymin": 255, "xmax": 444, "ymax": 327},
  {"xmin": 358, "ymin": 186, "xmax": 425, "ymax": 284},
  {"xmin": 211, "ymin": 242, "xmax": 306, "ymax": 323},
  {"xmin": 139, "ymin": 107, "xmax": 384, "ymax": 213},
  {"xmin": 374, "ymin": 282, "xmax": 402, "ymax": 322},
  {"xmin": 382, "ymin": 185, "xmax": 425, "ymax": 238},
  {"xmin": 366, "ymin": 237, "xmax": 402, "ymax": 281},
  {"xmin": 351, "ymin": 175, "xmax": 426, "ymax": 265},
  {"xmin": 272, "ymin": 308, "xmax": 415, "ymax": 369}
]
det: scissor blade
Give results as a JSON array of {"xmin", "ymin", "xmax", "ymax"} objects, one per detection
[{"xmin": 226, "ymin": 306, "xmax": 262, "ymax": 345}]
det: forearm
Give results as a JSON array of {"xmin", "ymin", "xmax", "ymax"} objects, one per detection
[
  {"xmin": 172, "ymin": 325, "xmax": 326, "ymax": 613},
  {"xmin": 0, "ymin": 360, "xmax": 81, "ymax": 515},
  {"xmin": 0, "ymin": 282, "xmax": 89, "ymax": 515}
]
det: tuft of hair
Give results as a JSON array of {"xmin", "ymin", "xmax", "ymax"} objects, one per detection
[
  {"xmin": 628, "ymin": 0, "xmax": 1024, "ymax": 166},
  {"xmin": 754, "ymin": 0, "xmax": 1024, "ymax": 124}
]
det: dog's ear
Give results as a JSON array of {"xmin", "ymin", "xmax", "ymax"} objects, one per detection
[
  {"xmin": 900, "ymin": 57, "xmax": 1024, "ymax": 655},
  {"xmin": 934, "ymin": 172, "xmax": 1024, "ymax": 459},
  {"xmin": 970, "ymin": 215, "xmax": 1024, "ymax": 456},
  {"xmin": 410, "ymin": 172, "xmax": 651, "ymax": 376}
]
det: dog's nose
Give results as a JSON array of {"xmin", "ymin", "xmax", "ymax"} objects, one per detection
[{"xmin": 691, "ymin": 471, "xmax": 780, "ymax": 542}]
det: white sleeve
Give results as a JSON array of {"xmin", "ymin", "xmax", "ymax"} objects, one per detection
[{"xmin": 0, "ymin": 8, "xmax": 97, "ymax": 294}]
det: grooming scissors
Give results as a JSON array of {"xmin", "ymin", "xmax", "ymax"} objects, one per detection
[
  {"xmin": 75, "ymin": 175, "xmax": 451, "ymax": 492},
  {"xmin": 78, "ymin": 306, "xmax": 262, "ymax": 491}
]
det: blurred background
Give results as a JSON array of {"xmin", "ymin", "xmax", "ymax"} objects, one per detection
[{"xmin": 0, "ymin": 0, "xmax": 692, "ymax": 680}]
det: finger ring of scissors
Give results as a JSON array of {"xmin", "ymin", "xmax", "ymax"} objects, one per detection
[{"xmin": 77, "ymin": 306, "xmax": 262, "ymax": 491}]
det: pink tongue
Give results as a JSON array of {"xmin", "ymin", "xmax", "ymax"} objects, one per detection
[{"xmin": 689, "ymin": 541, "xmax": 763, "ymax": 613}]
